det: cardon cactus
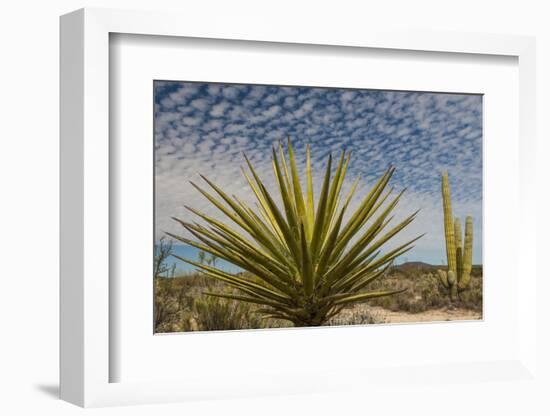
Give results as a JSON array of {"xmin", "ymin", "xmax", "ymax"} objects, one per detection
[{"xmin": 438, "ymin": 172, "xmax": 474, "ymax": 301}]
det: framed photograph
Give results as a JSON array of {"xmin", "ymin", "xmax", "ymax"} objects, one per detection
[
  {"xmin": 60, "ymin": 8, "xmax": 538, "ymax": 408},
  {"xmin": 152, "ymin": 80, "xmax": 484, "ymax": 333}
]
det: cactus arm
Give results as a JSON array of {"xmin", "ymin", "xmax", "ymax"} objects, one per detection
[
  {"xmin": 454, "ymin": 217, "xmax": 463, "ymax": 284},
  {"xmin": 441, "ymin": 172, "xmax": 456, "ymax": 274},
  {"xmin": 447, "ymin": 270, "xmax": 456, "ymax": 286},
  {"xmin": 459, "ymin": 216, "xmax": 473, "ymax": 290},
  {"xmin": 437, "ymin": 269, "xmax": 449, "ymax": 288},
  {"xmin": 450, "ymin": 280, "xmax": 458, "ymax": 301},
  {"xmin": 441, "ymin": 270, "xmax": 458, "ymax": 301}
]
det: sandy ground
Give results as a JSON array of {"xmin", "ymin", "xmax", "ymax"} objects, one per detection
[
  {"xmin": 375, "ymin": 306, "xmax": 481, "ymax": 323},
  {"xmin": 334, "ymin": 303, "xmax": 482, "ymax": 325}
]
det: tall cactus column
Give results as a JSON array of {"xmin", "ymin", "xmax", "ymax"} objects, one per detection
[
  {"xmin": 442, "ymin": 172, "xmax": 456, "ymax": 276},
  {"xmin": 438, "ymin": 172, "xmax": 474, "ymax": 301},
  {"xmin": 454, "ymin": 218, "xmax": 463, "ymax": 282},
  {"xmin": 459, "ymin": 216, "xmax": 473, "ymax": 291}
]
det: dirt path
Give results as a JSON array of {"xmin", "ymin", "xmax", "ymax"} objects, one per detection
[
  {"xmin": 333, "ymin": 304, "xmax": 482, "ymax": 325},
  {"xmin": 369, "ymin": 305, "xmax": 482, "ymax": 323}
]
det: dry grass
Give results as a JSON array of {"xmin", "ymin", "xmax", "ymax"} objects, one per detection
[{"xmin": 154, "ymin": 272, "xmax": 285, "ymax": 332}]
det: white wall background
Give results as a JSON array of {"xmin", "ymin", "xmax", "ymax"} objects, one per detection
[{"xmin": 0, "ymin": 1, "xmax": 548, "ymax": 415}]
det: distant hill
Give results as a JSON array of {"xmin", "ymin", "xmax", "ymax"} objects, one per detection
[
  {"xmin": 396, "ymin": 262, "xmax": 439, "ymax": 272},
  {"xmin": 394, "ymin": 262, "xmax": 483, "ymax": 275}
]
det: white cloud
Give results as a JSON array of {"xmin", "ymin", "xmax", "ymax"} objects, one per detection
[
  {"xmin": 190, "ymin": 98, "xmax": 210, "ymax": 111},
  {"xmin": 222, "ymin": 86, "xmax": 241, "ymax": 99},
  {"xmin": 181, "ymin": 143, "xmax": 195, "ymax": 154},
  {"xmin": 210, "ymin": 102, "xmax": 231, "ymax": 117},
  {"xmin": 182, "ymin": 116, "xmax": 202, "ymax": 127},
  {"xmin": 340, "ymin": 91, "xmax": 356, "ymax": 103}
]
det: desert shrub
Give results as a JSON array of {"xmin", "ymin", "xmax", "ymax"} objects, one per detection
[
  {"xmin": 457, "ymin": 274, "xmax": 483, "ymax": 312},
  {"xmin": 327, "ymin": 308, "xmax": 387, "ymax": 326},
  {"xmin": 154, "ymin": 273, "xmax": 206, "ymax": 332},
  {"xmin": 154, "ymin": 276, "xmax": 183, "ymax": 332},
  {"xmin": 154, "ymin": 272, "xmax": 285, "ymax": 332},
  {"xmin": 192, "ymin": 290, "xmax": 267, "ymax": 331}
]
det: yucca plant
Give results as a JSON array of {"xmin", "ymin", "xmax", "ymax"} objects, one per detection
[{"xmin": 168, "ymin": 139, "xmax": 422, "ymax": 327}]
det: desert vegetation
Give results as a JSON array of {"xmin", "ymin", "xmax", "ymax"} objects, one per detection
[
  {"xmin": 365, "ymin": 263, "xmax": 482, "ymax": 314},
  {"xmin": 153, "ymin": 142, "xmax": 482, "ymax": 333},
  {"xmin": 154, "ymin": 261, "xmax": 482, "ymax": 332}
]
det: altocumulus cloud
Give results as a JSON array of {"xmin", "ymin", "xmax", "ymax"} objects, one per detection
[{"xmin": 154, "ymin": 81, "xmax": 483, "ymax": 265}]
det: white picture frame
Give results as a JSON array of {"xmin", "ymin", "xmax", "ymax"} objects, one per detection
[{"xmin": 60, "ymin": 7, "xmax": 538, "ymax": 408}]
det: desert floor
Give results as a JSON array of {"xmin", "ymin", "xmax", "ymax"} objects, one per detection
[{"xmin": 336, "ymin": 303, "xmax": 482, "ymax": 325}]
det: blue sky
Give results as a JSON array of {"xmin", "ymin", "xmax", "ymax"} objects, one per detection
[{"xmin": 154, "ymin": 81, "xmax": 482, "ymax": 268}]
